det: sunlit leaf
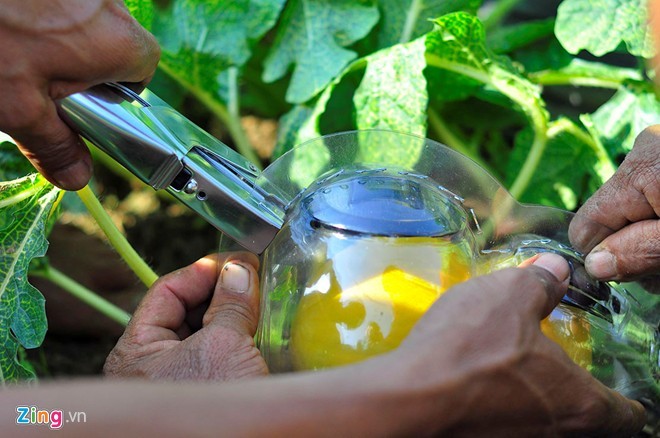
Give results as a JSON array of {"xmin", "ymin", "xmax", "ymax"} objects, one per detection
[
  {"xmin": 377, "ymin": 0, "xmax": 481, "ymax": 47},
  {"xmin": 0, "ymin": 174, "xmax": 60, "ymax": 382},
  {"xmin": 555, "ymin": 0, "xmax": 655, "ymax": 58},
  {"xmin": 262, "ymin": 0, "xmax": 379, "ymax": 104},
  {"xmin": 588, "ymin": 86, "xmax": 660, "ymax": 158},
  {"xmin": 354, "ymin": 38, "xmax": 428, "ymax": 167},
  {"xmin": 151, "ymin": 0, "xmax": 286, "ymax": 106},
  {"xmin": 124, "ymin": 0, "xmax": 155, "ymax": 30}
]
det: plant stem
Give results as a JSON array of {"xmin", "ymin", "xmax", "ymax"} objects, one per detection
[
  {"xmin": 227, "ymin": 66, "xmax": 240, "ymax": 121},
  {"xmin": 481, "ymin": 0, "xmax": 524, "ymax": 30},
  {"xmin": 425, "ymin": 54, "xmax": 492, "ymax": 84},
  {"xmin": 76, "ymin": 185, "xmax": 158, "ymax": 287},
  {"xmin": 576, "ymin": 116, "xmax": 618, "ymax": 181},
  {"xmin": 530, "ymin": 71, "xmax": 625, "ymax": 89},
  {"xmin": 529, "ymin": 59, "xmax": 646, "ymax": 91},
  {"xmin": 32, "ymin": 268, "xmax": 131, "ymax": 326},
  {"xmin": 427, "ymin": 108, "xmax": 493, "ymax": 172},
  {"xmin": 483, "ymin": 70, "xmax": 549, "ymax": 200},
  {"xmin": 158, "ymin": 63, "xmax": 262, "ymax": 169},
  {"xmin": 400, "ymin": 0, "xmax": 422, "ymax": 43},
  {"xmin": 505, "ymin": 96, "xmax": 548, "ymax": 199},
  {"xmin": 425, "ymin": 55, "xmax": 549, "ymax": 199}
]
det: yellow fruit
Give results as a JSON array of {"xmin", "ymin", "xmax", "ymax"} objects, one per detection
[
  {"xmin": 291, "ymin": 267, "xmax": 443, "ymax": 370},
  {"xmin": 290, "ymin": 239, "xmax": 472, "ymax": 371},
  {"xmin": 290, "ymin": 238, "xmax": 592, "ymax": 372},
  {"xmin": 541, "ymin": 304, "xmax": 592, "ymax": 370}
]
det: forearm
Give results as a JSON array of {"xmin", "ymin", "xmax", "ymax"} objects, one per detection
[{"xmin": 0, "ymin": 360, "xmax": 453, "ymax": 437}]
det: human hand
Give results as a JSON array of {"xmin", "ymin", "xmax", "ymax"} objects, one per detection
[
  {"xmin": 569, "ymin": 127, "xmax": 659, "ymax": 289},
  {"xmin": 104, "ymin": 252, "xmax": 268, "ymax": 381},
  {"xmin": 0, "ymin": 0, "xmax": 160, "ymax": 190},
  {"xmin": 384, "ymin": 253, "xmax": 646, "ymax": 436}
]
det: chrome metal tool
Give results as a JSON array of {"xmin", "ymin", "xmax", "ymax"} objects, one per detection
[{"xmin": 59, "ymin": 83, "xmax": 285, "ymax": 253}]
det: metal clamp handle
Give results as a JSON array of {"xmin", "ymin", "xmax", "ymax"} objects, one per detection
[{"xmin": 58, "ymin": 84, "xmax": 284, "ymax": 253}]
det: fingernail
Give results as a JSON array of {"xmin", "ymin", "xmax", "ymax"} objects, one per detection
[
  {"xmin": 220, "ymin": 262, "xmax": 250, "ymax": 293},
  {"xmin": 585, "ymin": 250, "xmax": 617, "ymax": 279},
  {"xmin": 532, "ymin": 253, "xmax": 570, "ymax": 283},
  {"xmin": 53, "ymin": 158, "xmax": 92, "ymax": 191}
]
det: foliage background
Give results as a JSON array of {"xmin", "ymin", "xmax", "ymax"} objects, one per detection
[{"xmin": 0, "ymin": 0, "xmax": 659, "ymax": 391}]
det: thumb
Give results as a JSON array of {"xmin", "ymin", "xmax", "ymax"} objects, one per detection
[
  {"xmin": 585, "ymin": 219, "xmax": 660, "ymax": 281},
  {"xmin": 202, "ymin": 261, "xmax": 261, "ymax": 335}
]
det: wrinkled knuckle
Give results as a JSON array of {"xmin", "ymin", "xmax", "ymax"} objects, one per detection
[
  {"xmin": 634, "ymin": 164, "xmax": 660, "ymax": 199},
  {"xmin": 227, "ymin": 346, "xmax": 268, "ymax": 379},
  {"xmin": 629, "ymin": 127, "xmax": 660, "ymax": 177},
  {"xmin": 130, "ymin": 328, "xmax": 154, "ymax": 347},
  {"xmin": 33, "ymin": 139, "xmax": 79, "ymax": 170},
  {"xmin": 103, "ymin": 348, "xmax": 132, "ymax": 377},
  {"xmin": 217, "ymin": 301, "xmax": 257, "ymax": 326},
  {"xmin": 201, "ymin": 311, "xmax": 214, "ymax": 327},
  {"xmin": 634, "ymin": 126, "xmax": 660, "ymax": 150},
  {"xmin": 644, "ymin": 221, "xmax": 660, "ymax": 242},
  {"xmin": 149, "ymin": 276, "xmax": 172, "ymax": 297}
]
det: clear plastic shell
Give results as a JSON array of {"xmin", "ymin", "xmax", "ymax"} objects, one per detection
[{"xmin": 253, "ymin": 130, "xmax": 659, "ymax": 406}]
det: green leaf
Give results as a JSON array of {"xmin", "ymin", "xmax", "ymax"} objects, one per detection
[
  {"xmin": 262, "ymin": 0, "xmax": 379, "ymax": 104},
  {"xmin": 154, "ymin": 0, "xmax": 286, "ymax": 97},
  {"xmin": 236, "ymin": 45, "xmax": 293, "ymax": 119},
  {"xmin": 124, "ymin": 0, "xmax": 155, "ymax": 30},
  {"xmin": 377, "ymin": 0, "xmax": 481, "ymax": 47},
  {"xmin": 486, "ymin": 18, "xmax": 555, "ymax": 54},
  {"xmin": 274, "ymin": 57, "xmax": 361, "ymax": 152},
  {"xmin": 0, "ymin": 174, "xmax": 60, "ymax": 382},
  {"xmin": 355, "ymin": 39, "xmax": 427, "ymax": 135},
  {"xmin": 423, "ymin": 13, "xmax": 549, "ymax": 198},
  {"xmin": 276, "ymin": 81, "xmax": 339, "ymax": 188},
  {"xmin": 587, "ymin": 87, "xmax": 660, "ymax": 157},
  {"xmin": 423, "ymin": 11, "xmax": 547, "ymax": 121},
  {"xmin": 277, "ymin": 12, "xmax": 548, "ymax": 198},
  {"xmin": 274, "ymin": 105, "xmax": 315, "ymax": 160},
  {"xmin": 276, "ymin": 36, "xmax": 430, "ymax": 181},
  {"xmin": 354, "ymin": 38, "xmax": 428, "ymax": 167},
  {"xmin": 506, "ymin": 119, "xmax": 612, "ymax": 210},
  {"xmin": 149, "ymin": 0, "xmax": 285, "ymax": 163},
  {"xmin": 555, "ymin": 0, "xmax": 655, "ymax": 58},
  {"xmin": 0, "ymin": 140, "xmax": 33, "ymax": 182},
  {"xmin": 425, "ymin": 13, "xmax": 546, "ymax": 129},
  {"xmin": 424, "ymin": 12, "xmax": 490, "ymax": 102},
  {"xmin": 274, "ymin": 56, "xmax": 365, "ymax": 154},
  {"xmin": 513, "ymin": 38, "xmax": 573, "ymax": 73}
]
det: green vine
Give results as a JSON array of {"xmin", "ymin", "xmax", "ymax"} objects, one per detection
[
  {"xmin": 76, "ymin": 185, "xmax": 159, "ymax": 287},
  {"xmin": 32, "ymin": 267, "xmax": 131, "ymax": 326}
]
